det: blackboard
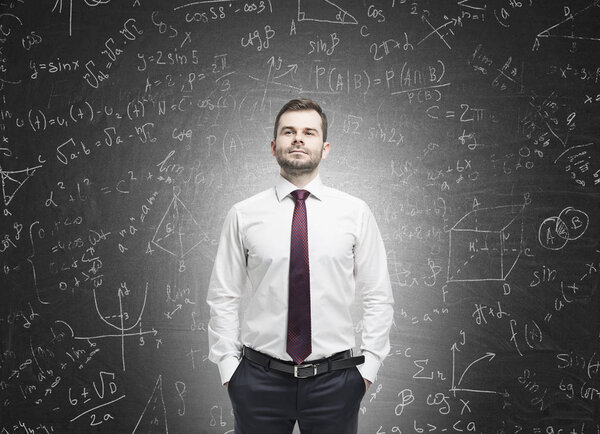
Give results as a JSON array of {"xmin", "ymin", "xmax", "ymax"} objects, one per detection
[{"xmin": 1, "ymin": 0, "xmax": 600, "ymax": 432}]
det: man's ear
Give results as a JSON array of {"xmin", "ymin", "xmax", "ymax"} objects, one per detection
[
  {"xmin": 321, "ymin": 141, "xmax": 331, "ymax": 160},
  {"xmin": 270, "ymin": 140, "xmax": 276, "ymax": 156}
]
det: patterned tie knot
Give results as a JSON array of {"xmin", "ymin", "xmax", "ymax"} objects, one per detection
[{"xmin": 291, "ymin": 189, "xmax": 310, "ymax": 202}]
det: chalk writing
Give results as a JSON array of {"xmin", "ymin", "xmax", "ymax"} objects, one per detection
[{"xmin": 1, "ymin": 1, "xmax": 599, "ymax": 433}]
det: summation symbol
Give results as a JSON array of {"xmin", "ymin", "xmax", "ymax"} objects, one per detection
[{"xmin": 152, "ymin": 189, "xmax": 206, "ymax": 258}]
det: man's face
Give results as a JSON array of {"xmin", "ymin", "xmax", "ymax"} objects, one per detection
[{"xmin": 271, "ymin": 110, "xmax": 330, "ymax": 176}]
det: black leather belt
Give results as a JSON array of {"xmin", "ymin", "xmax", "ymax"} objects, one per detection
[{"xmin": 242, "ymin": 346, "xmax": 364, "ymax": 379}]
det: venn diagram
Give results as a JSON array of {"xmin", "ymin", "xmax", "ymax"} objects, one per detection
[{"xmin": 538, "ymin": 207, "xmax": 589, "ymax": 250}]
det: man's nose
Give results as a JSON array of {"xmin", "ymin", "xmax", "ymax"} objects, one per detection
[{"xmin": 293, "ymin": 133, "xmax": 304, "ymax": 143}]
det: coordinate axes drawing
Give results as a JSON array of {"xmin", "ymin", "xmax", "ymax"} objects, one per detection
[
  {"xmin": 55, "ymin": 283, "xmax": 157, "ymax": 371},
  {"xmin": 450, "ymin": 344, "xmax": 501, "ymax": 396}
]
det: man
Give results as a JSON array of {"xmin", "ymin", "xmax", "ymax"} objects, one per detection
[{"xmin": 207, "ymin": 98, "xmax": 394, "ymax": 433}]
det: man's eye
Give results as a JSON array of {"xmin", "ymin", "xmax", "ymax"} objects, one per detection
[
  {"xmin": 284, "ymin": 131, "xmax": 292, "ymax": 135},
  {"xmin": 306, "ymin": 131, "xmax": 313, "ymax": 135}
]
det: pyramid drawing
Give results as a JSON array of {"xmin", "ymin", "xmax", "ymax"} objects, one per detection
[{"xmin": 152, "ymin": 193, "xmax": 204, "ymax": 258}]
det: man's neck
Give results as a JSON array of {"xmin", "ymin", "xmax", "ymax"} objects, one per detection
[{"xmin": 280, "ymin": 169, "xmax": 318, "ymax": 188}]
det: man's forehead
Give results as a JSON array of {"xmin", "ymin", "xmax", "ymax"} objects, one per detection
[
  {"xmin": 278, "ymin": 110, "xmax": 322, "ymax": 131},
  {"xmin": 277, "ymin": 110, "xmax": 323, "ymax": 134}
]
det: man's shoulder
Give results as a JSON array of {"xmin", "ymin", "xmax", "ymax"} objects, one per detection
[
  {"xmin": 321, "ymin": 185, "xmax": 368, "ymax": 209},
  {"xmin": 231, "ymin": 187, "xmax": 276, "ymax": 212}
]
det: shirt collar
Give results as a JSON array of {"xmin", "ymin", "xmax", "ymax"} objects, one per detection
[{"xmin": 275, "ymin": 174, "xmax": 324, "ymax": 202}]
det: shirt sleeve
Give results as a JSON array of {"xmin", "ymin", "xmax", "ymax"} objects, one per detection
[
  {"xmin": 354, "ymin": 202, "xmax": 395, "ymax": 383},
  {"xmin": 207, "ymin": 205, "xmax": 248, "ymax": 385}
]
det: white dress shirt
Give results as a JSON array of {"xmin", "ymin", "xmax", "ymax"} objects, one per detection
[{"xmin": 207, "ymin": 174, "xmax": 394, "ymax": 385}]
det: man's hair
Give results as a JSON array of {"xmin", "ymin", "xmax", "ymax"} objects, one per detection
[{"xmin": 273, "ymin": 98, "xmax": 328, "ymax": 142}]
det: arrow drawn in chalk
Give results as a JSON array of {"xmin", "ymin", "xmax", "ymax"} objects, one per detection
[{"xmin": 457, "ymin": 352, "xmax": 495, "ymax": 385}]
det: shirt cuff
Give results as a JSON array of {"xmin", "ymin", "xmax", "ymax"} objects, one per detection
[
  {"xmin": 355, "ymin": 351, "xmax": 381, "ymax": 383},
  {"xmin": 218, "ymin": 355, "xmax": 241, "ymax": 385}
]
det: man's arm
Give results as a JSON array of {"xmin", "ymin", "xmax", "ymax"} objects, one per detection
[
  {"xmin": 354, "ymin": 202, "xmax": 395, "ymax": 385},
  {"xmin": 207, "ymin": 206, "xmax": 248, "ymax": 385}
]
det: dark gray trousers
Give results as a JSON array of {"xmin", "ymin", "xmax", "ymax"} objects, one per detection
[{"xmin": 227, "ymin": 357, "xmax": 366, "ymax": 433}]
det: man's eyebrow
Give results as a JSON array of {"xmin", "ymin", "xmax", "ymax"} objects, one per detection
[{"xmin": 280, "ymin": 126, "xmax": 319, "ymax": 132}]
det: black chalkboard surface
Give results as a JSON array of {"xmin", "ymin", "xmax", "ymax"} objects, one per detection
[{"xmin": 1, "ymin": 1, "xmax": 600, "ymax": 432}]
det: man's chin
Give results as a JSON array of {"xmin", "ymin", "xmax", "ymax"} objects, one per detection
[{"xmin": 278, "ymin": 161, "xmax": 319, "ymax": 174}]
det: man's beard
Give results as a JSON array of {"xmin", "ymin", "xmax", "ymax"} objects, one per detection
[{"xmin": 275, "ymin": 146, "xmax": 323, "ymax": 175}]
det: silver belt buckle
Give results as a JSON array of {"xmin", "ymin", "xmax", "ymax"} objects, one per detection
[{"xmin": 294, "ymin": 363, "xmax": 318, "ymax": 378}]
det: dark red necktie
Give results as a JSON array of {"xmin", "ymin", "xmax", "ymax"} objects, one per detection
[{"xmin": 287, "ymin": 189, "xmax": 312, "ymax": 364}]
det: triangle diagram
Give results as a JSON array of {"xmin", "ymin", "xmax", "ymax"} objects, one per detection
[
  {"xmin": 536, "ymin": 1, "xmax": 600, "ymax": 42},
  {"xmin": 297, "ymin": 0, "xmax": 358, "ymax": 25},
  {"xmin": 132, "ymin": 375, "xmax": 168, "ymax": 433},
  {"xmin": 1, "ymin": 166, "xmax": 39, "ymax": 207}
]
